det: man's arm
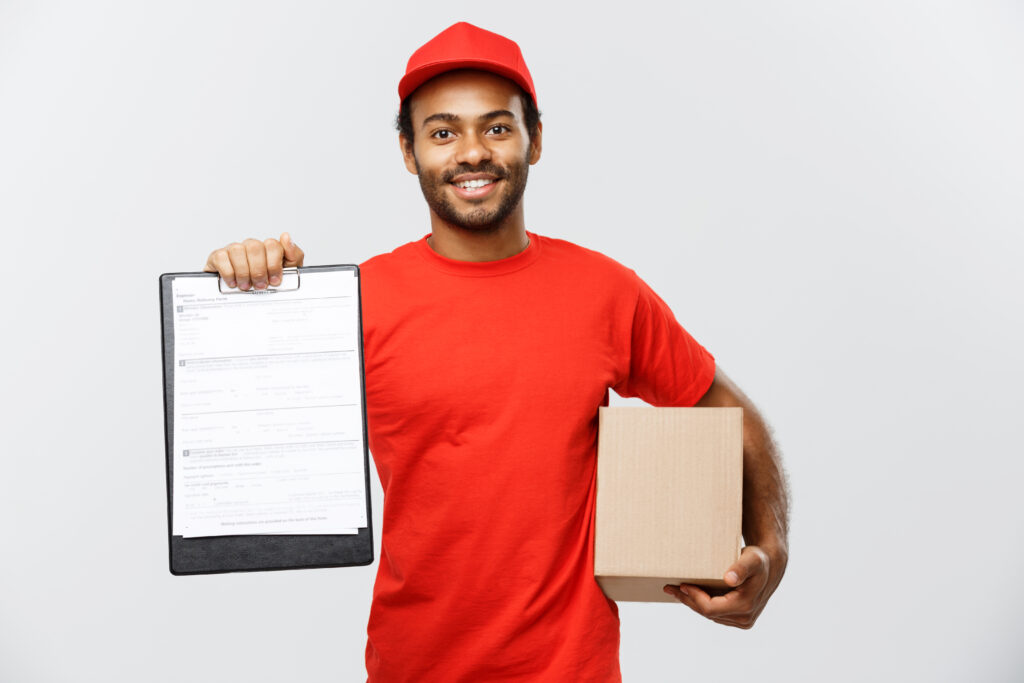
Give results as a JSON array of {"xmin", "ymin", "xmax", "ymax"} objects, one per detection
[{"xmin": 663, "ymin": 367, "xmax": 790, "ymax": 629}]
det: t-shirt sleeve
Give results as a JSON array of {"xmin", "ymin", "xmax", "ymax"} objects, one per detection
[{"xmin": 611, "ymin": 274, "xmax": 716, "ymax": 406}]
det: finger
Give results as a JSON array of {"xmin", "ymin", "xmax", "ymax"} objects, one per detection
[
  {"xmin": 663, "ymin": 584, "xmax": 721, "ymax": 613},
  {"xmin": 663, "ymin": 585, "xmax": 701, "ymax": 614},
  {"xmin": 678, "ymin": 584, "xmax": 720, "ymax": 615},
  {"xmin": 664, "ymin": 586, "xmax": 758, "ymax": 628},
  {"xmin": 203, "ymin": 249, "xmax": 219, "ymax": 273},
  {"xmin": 243, "ymin": 238, "xmax": 269, "ymax": 289},
  {"xmin": 280, "ymin": 232, "xmax": 304, "ymax": 267},
  {"xmin": 263, "ymin": 238, "xmax": 284, "ymax": 286},
  {"xmin": 210, "ymin": 250, "xmax": 236, "ymax": 289},
  {"xmin": 203, "ymin": 246, "xmax": 228, "ymax": 274},
  {"xmin": 226, "ymin": 242, "xmax": 251, "ymax": 290},
  {"xmin": 679, "ymin": 583, "xmax": 751, "ymax": 619},
  {"xmin": 724, "ymin": 546, "xmax": 770, "ymax": 588},
  {"xmin": 711, "ymin": 615, "xmax": 755, "ymax": 630}
]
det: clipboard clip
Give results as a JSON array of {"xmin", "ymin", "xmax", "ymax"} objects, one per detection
[{"xmin": 219, "ymin": 268, "xmax": 301, "ymax": 295}]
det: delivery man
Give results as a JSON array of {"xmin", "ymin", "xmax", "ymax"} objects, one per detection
[{"xmin": 202, "ymin": 22, "xmax": 790, "ymax": 682}]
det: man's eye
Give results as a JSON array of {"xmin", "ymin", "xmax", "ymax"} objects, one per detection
[
  {"xmin": 431, "ymin": 130, "xmax": 453, "ymax": 140},
  {"xmin": 488, "ymin": 125, "xmax": 510, "ymax": 135}
]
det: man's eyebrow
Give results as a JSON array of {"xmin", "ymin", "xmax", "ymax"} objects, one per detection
[
  {"xmin": 419, "ymin": 110, "xmax": 518, "ymax": 129},
  {"xmin": 477, "ymin": 109, "xmax": 516, "ymax": 122},
  {"xmin": 421, "ymin": 112, "xmax": 459, "ymax": 128}
]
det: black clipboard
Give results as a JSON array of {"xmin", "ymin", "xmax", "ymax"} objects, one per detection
[{"xmin": 159, "ymin": 265, "xmax": 374, "ymax": 575}]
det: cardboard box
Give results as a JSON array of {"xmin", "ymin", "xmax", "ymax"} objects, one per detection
[{"xmin": 594, "ymin": 407, "xmax": 743, "ymax": 602}]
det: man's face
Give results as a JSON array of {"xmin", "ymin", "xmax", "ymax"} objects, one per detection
[{"xmin": 401, "ymin": 70, "xmax": 542, "ymax": 232}]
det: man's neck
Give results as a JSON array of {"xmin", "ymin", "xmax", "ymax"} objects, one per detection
[{"xmin": 426, "ymin": 213, "xmax": 530, "ymax": 262}]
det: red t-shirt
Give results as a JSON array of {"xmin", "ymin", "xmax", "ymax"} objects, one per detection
[{"xmin": 359, "ymin": 233, "xmax": 715, "ymax": 682}]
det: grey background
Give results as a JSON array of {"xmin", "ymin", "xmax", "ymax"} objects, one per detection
[{"xmin": 1, "ymin": 1, "xmax": 1021, "ymax": 681}]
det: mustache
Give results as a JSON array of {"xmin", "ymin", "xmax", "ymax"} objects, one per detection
[{"xmin": 441, "ymin": 163, "xmax": 507, "ymax": 183}]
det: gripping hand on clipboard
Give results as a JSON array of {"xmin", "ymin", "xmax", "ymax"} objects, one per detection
[{"xmin": 203, "ymin": 232, "xmax": 305, "ymax": 291}]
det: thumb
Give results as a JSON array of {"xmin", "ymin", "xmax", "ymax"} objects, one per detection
[
  {"xmin": 280, "ymin": 232, "xmax": 304, "ymax": 267},
  {"xmin": 724, "ymin": 546, "xmax": 769, "ymax": 587}
]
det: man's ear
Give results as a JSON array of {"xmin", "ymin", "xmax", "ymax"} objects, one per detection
[
  {"xmin": 528, "ymin": 121, "xmax": 543, "ymax": 165},
  {"xmin": 400, "ymin": 134, "xmax": 418, "ymax": 175}
]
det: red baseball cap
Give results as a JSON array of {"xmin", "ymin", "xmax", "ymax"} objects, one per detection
[{"xmin": 398, "ymin": 22, "xmax": 537, "ymax": 107}]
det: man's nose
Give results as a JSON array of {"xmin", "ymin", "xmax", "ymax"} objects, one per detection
[{"xmin": 454, "ymin": 131, "xmax": 492, "ymax": 167}]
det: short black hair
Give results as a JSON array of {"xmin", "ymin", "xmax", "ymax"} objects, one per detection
[{"xmin": 396, "ymin": 86, "xmax": 541, "ymax": 144}]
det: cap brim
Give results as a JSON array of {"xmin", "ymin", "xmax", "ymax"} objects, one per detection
[{"xmin": 398, "ymin": 58, "xmax": 536, "ymax": 105}]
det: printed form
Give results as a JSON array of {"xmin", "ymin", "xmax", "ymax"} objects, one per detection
[{"xmin": 171, "ymin": 270, "xmax": 367, "ymax": 537}]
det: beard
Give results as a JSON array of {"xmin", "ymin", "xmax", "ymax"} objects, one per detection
[{"xmin": 414, "ymin": 152, "xmax": 530, "ymax": 233}]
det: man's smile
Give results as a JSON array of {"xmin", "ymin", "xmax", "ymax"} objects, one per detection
[{"xmin": 448, "ymin": 173, "xmax": 502, "ymax": 200}]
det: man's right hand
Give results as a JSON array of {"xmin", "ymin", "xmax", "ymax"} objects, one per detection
[{"xmin": 203, "ymin": 232, "xmax": 305, "ymax": 290}]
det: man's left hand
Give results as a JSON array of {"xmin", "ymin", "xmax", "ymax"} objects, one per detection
[{"xmin": 663, "ymin": 544, "xmax": 786, "ymax": 629}]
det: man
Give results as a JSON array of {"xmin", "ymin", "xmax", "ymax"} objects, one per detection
[{"xmin": 204, "ymin": 22, "xmax": 789, "ymax": 682}]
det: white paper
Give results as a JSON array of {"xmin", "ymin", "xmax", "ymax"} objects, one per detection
[{"xmin": 170, "ymin": 270, "xmax": 367, "ymax": 537}]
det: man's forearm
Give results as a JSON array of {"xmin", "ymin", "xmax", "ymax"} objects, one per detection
[
  {"xmin": 739, "ymin": 403, "xmax": 789, "ymax": 555},
  {"xmin": 697, "ymin": 369, "xmax": 790, "ymax": 554},
  {"xmin": 666, "ymin": 367, "xmax": 790, "ymax": 626}
]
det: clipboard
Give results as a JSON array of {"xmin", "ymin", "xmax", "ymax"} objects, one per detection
[{"xmin": 159, "ymin": 265, "xmax": 374, "ymax": 575}]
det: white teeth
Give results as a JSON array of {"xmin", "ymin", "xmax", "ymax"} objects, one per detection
[{"xmin": 455, "ymin": 178, "xmax": 494, "ymax": 189}]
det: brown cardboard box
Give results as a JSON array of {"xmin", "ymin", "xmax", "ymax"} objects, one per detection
[{"xmin": 594, "ymin": 406, "xmax": 743, "ymax": 602}]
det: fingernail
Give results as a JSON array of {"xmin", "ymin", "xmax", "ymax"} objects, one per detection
[
  {"xmin": 255, "ymin": 280, "xmax": 267, "ymax": 289},
  {"xmin": 676, "ymin": 586, "xmax": 689, "ymax": 597},
  {"xmin": 663, "ymin": 586, "xmax": 673, "ymax": 595},
  {"xmin": 270, "ymin": 275, "xmax": 281, "ymax": 286},
  {"xmin": 227, "ymin": 280, "xmax": 236, "ymax": 288},
  {"xmin": 726, "ymin": 571, "xmax": 739, "ymax": 584}
]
